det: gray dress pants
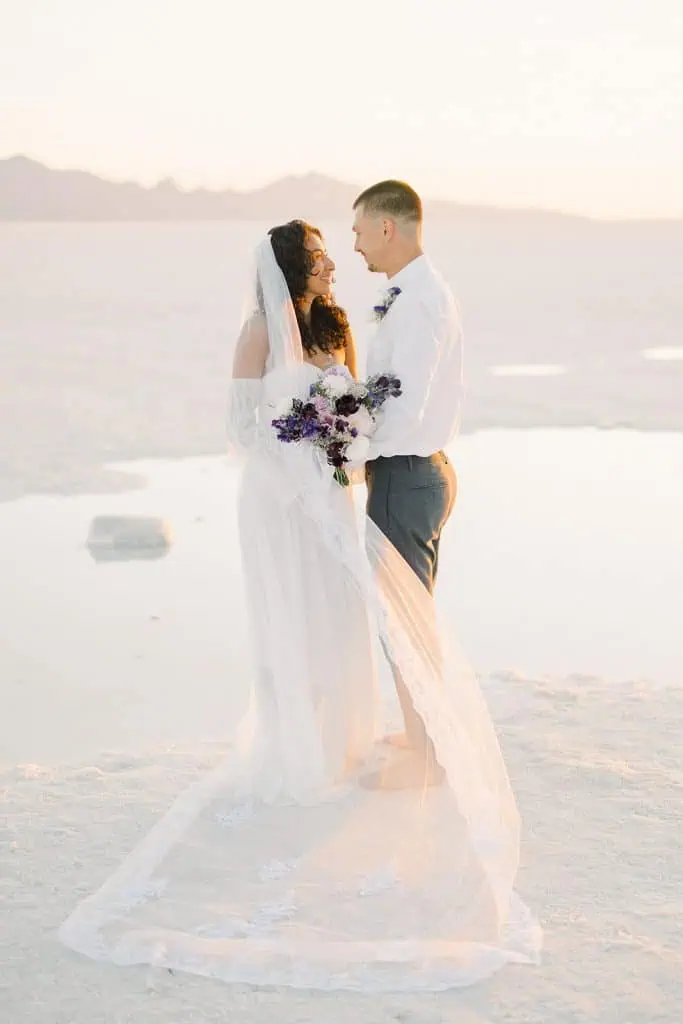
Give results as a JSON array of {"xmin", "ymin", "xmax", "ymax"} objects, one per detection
[{"xmin": 365, "ymin": 451, "xmax": 457, "ymax": 594}]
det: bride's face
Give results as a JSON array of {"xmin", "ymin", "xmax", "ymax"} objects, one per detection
[{"xmin": 304, "ymin": 234, "xmax": 336, "ymax": 299}]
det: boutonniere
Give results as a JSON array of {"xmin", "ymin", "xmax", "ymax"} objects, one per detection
[{"xmin": 371, "ymin": 286, "xmax": 402, "ymax": 323}]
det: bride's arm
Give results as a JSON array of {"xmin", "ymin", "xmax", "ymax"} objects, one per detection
[
  {"xmin": 343, "ymin": 328, "xmax": 359, "ymax": 379},
  {"xmin": 227, "ymin": 315, "xmax": 270, "ymax": 454},
  {"xmin": 233, "ymin": 314, "xmax": 269, "ymax": 378}
]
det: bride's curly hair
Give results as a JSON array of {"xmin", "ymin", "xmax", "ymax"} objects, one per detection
[{"xmin": 268, "ymin": 220, "xmax": 350, "ymax": 356}]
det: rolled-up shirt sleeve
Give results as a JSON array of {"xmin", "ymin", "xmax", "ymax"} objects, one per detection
[{"xmin": 367, "ymin": 295, "xmax": 444, "ymax": 458}]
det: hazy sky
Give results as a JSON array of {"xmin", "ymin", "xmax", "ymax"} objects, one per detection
[{"xmin": 1, "ymin": 0, "xmax": 682, "ymax": 217}]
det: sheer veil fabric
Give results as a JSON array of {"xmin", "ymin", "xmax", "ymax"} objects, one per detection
[{"xmin": 59, "ymin": 238, "xmax": 541, "ymax": 990}]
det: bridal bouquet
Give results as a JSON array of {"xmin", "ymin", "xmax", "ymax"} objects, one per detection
[{"xmin": 272, "ymin": 367, "xmax": 402, "ymax": 486}]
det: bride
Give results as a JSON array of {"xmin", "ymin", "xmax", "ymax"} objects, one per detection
[
  {"xmin": 58, "ymin": 222, "xmax": 541, "ymax": 990},
  {"xmin": 231, "ymin": 220, "xmax": 380, "ymax": 799}
]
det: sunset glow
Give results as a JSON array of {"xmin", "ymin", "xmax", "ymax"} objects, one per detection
[{"xmin": 1, "ymin": 0, "xmax": 682, "ymax": 218}]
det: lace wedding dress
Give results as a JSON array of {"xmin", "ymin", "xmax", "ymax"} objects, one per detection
[{"xmin": 58, "ymin": 239, "xmax": 541, "ymax": 990}]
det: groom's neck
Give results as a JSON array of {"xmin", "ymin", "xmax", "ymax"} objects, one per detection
[{"xmin": 385, "ymin": 243, "xmax": 424, "ymax": 280}]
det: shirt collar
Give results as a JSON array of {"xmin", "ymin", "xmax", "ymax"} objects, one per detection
[{"xmin": 386, "ymin": 254, "xmax": 429, "ymax": 292}]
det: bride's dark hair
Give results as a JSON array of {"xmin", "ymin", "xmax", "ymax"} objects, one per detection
[{"xmin": 267, "ymin": 220, "xmax": 350, "ymax": 356}]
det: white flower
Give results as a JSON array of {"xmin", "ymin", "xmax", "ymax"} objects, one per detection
[
  {"xmin": 345, "ymin": 436, "xmax": 370, "ymax": 463},
  {"xmin": 322, "ymin": 375, "xmax": 349, "ymax": 398},
  {"xmin": 347, "ymin": 406, "xmax": 375, "ymax": 437},
  {"xmin": 273, "ymin": 398, "xmax": 293, "ymax": 418}
]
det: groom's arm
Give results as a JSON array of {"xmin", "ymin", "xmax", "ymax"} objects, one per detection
[{"xmin": 366, "ymin": 295, "xmax": 445, "ymax": 457}]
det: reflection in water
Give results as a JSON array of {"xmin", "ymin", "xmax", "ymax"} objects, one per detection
[
  {"xmin": 86, "ymin": 514, "xmax": 173, "ymax": 563},
  {"xmin": 87, "ymin": 546, "xmax": 171, "ymax": 564}
]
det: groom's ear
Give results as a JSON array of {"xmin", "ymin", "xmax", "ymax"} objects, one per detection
[{"xmin": 383, "ymin": 218, "xmax": 395, "ymax": 240}]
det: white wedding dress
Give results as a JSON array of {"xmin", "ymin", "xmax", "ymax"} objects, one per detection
[
  {"xmin": 58, "ymin": 240, "xmax": 541, "ymax": 990},
  {"xmin": 236, "ymin": 360, "xmax": 380, "ymax": 801}
]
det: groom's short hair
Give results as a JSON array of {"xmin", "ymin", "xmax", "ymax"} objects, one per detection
[{"xmin": 353, "ymin": 180, "xmax": 423, "ymax": 224}]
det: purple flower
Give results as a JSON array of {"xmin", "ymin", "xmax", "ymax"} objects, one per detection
[
  {"xmin": 326, "ymin": 440, "xmax": 346, "ymax": 469},
  {"xmin": 272, "ymin": 367, "xmax": 402, "ymax": 487},
  {"xmin": 335, "ymin": 394, "xmax": 361, "ymax": 416},
  {"xmin": 312, "ymin": 396, "xmax": 331, "ymax": 415},
  {"xmin": 372, "ymin": 286, "xmax": 402, "ymax": 322},
  {"xmin": 364, "ymin": 372, "xmax": 402, "ymax": 412}
]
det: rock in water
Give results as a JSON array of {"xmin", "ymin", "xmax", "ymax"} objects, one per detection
[{"xmin": 86, "ymin": 515, "xmax": 173, "ymax": 563}]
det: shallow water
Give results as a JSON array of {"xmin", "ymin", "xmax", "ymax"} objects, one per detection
[{"xmin": 1, "ymin": 428, "xmax": 681, "ymax": 766}]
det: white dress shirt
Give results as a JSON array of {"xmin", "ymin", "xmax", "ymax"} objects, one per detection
[{"xmin": 366, "ymin": 254, "xmax": 463, "ymax": 459}]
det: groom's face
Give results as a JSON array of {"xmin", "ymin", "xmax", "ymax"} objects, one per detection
[{"xmin": 352, "ymin": 207, "xmax": 388, "ymax": 273}]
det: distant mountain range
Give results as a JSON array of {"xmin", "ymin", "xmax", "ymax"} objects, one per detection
[
  {"xmin": 0, "ymin": 154, "xmax": 592, "ymax": 224},
  {"xmin": 1, "ymin": 154, "xmax": 680, "ymax": 224}
]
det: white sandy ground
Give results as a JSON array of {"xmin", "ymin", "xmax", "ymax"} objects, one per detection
[{"xmin": 2, "ymin": 431, "xmax": 683, "ymax": 1023}]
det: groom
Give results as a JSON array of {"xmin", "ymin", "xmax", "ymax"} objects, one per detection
[{"xmin": 352, "ymin": 180, "xmax": 462, "ymax": 788}]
